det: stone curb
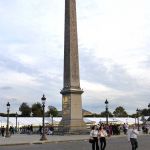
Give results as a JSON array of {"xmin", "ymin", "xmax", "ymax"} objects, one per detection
[
  {"xmin": 0, "ymin": 143, "xmax": 31, "ymax": 146},
  {"xmin": 0, "ymin": 138, "xmax": 88, "ymax": 146}
]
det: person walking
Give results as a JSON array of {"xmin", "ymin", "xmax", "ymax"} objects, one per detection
[
  {"xmin": 127, "ymin": 125, "xmax": 139, "ymax": 150},
  {"xmin": 98, "ymin": 125, "xmax": 107, "ymax": 150},
  {"xmin": 1, "ymin": 126, "xmax": 5, "ymax": 137},
  {"xmin": 90, "ymin": 125, "xmax": 99, "ymax": 150}
]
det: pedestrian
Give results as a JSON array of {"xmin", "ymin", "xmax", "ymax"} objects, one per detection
[
  {"xmin": 127, "ymin": 125, "xmax": 139, "ymax": 150},
  {"xmin": 98, "ymin": 125, "xmax": 107, "ymax": 150},
  {"xmin": 123, "ymin": 123, "xmax": 128, "ymax": 134},
  {"xmin": 30, "ymin": 124, "xmax": 33, "ymax": 134},
  {"xmin": 1, "ymin": 126, "xmax": 5, "ymax": 137},
  {"xmin": 90, "ymin": 125, "xmax": 99, "ymax": 150},
  {"xmin": 39, "ymin": 125, "xmax": 42, "ymax": 135}
]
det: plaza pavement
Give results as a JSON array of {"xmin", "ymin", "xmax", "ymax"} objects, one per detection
[
  {"xmin": 0, "ymin": 133, "xmax": 122, "ymax": 146},
  {"xmin": 0, "ymin": 133, "xmax": 127, "ymax": 146}
]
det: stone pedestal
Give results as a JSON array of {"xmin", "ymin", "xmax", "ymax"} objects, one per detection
[{"xmin": 60, "ymin": 89, "xmax": 87, "ymax": 134}]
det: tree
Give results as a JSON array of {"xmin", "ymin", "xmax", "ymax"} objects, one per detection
[
  {"xmin": 47, "ymin": 105, "xmax": 58, "ymax": 117},
  {"xmin": 31, "ymin": 102, "xmax": 42, "ymax": 117},
  {"xmin": 19, "ymin": 102, "xmax": 31, "ymax": 117},
  {"xmin": 130, "ymin": 113, "xmax": 137, "ymax": 118},
  {"xmin": 113, "ymin": 106, "xmax": 128, "ymax": 117},
  {"xmin": 86, "ymin": 113, "xmax": 101, "ymax": 117},
  {"xmin": 141, "ymin": 109, "xmax": 149, "ymax": 116},
  {"xmin": 0, "ymin": 113, "xmax": 6, "ymax": 117},
  {"xmin": 100, "ymin": 111, "xmax": 113, "ymax": 117}
]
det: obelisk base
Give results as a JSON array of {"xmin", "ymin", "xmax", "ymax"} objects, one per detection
[
  {"xmin": 59, "ymin": 119, "xmax": 89, "ymax": 134},
  {"xmin": 59, "ymin": 89, "xmax": 89, "ymax": 134}
]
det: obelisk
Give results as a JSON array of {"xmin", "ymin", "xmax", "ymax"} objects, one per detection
[{"xmin": 60, "ymin": 0, "xmax": 87, "ymax": 133}]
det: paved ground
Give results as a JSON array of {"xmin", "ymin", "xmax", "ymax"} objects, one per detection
[
  {"xmin": 0, "ymin": 135, "xmax": 149, "ymax": 150},
  {"xmin": 0, "ymin": 134, "xmax": 89, "ymax": 145}
]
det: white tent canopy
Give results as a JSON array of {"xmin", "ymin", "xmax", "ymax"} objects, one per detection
[{"xmin": 0, "ymin": 117, "xmax": 143, "ymax": 127}]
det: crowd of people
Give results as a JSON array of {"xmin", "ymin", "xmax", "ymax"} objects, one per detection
[
  {"xmin": 0, "ymin": 126, "xmax": 16, "ymax": 137},
  {"xmin": 89, "ymin": 123, "xmax": 149, "ymax": 150},
  {"xmin": 19, "ymin": 124, "xmax": 54, "ymax": 135},
  {"xmin": 0, "ymin": 122, "xmax": 149, "ymax": 150},
  {"xmin": 0, "ymin": 124, "xmax": 54, "ymax": 137},
  {"xmin": 90, "ymin": 123, "xmax": 126, "ymax": 137}
]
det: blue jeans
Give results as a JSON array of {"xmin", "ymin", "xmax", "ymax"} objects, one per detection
[{"xmin": 100, "ymin": 137, "xmax": 106, "ymax": 150}]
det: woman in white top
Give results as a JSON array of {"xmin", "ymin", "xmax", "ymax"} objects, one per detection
[
  {"xmin": 98, "ymin": 125, "xmax": 107, "ymax": 150},
  {"xmin": 90, "ymin": 125, "xmax": 99, "ymax": 150},
  {"xmin": 127, "ymin": 125, "xmax": 139, "ymax": 150}
]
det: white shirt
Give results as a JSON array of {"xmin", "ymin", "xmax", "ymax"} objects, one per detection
[
  {"xmin": 90, "ymin": 129, "xmax": 99, "ymax": 137},
  {"xmin": 127, "ymin": 128, "xmax": 139, "ymax": 141},
  {"xmin": 99, "ymin": 130, "xmax": 107, "ymax": 137}
]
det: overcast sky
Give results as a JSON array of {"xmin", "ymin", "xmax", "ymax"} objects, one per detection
[{"xmin": 0, "ymin": 0, "xmax": 150, "ymax": 114}]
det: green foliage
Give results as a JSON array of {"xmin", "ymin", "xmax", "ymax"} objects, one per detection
[
  {"xmin": 0, "ymin": 113, "xmax": 19, "ymax": 117},
  {"xmin": 47, "ymin": 105, "xmax": 58, "ymax": 117},
  {"xmin": 129, "ymin": 113, "xmax": 137, "ymax": 118},
  {"xmin": 19, "ymin": 102, "xmax": 31, "ymax": 117},
  {"xmin": 31, "ymin": 102, "xmax": 42, "ymax": 117},
  {"xmin": 141, "ymin": 115, "xmax": 147, "ymax": 123},
  {"xmin": 0, "ymin": 113, "xmax": 7, "ymax": 117},
  {"xmin": 84, "ymin": 113, "xmax": 101, "ymax": 117},
  {"xmin": 113, "ymin": 106, "xmax": 128, "ymax": 117},
  {"xmin": 141, "ymin": 108, "xmax": 149, "ymax": 116},
  {"xmin": 100, "ymin": 111, "xmax": 113, "ymax": 117},
  {"xmin": 9, "ymin": 113, "xmax": 19, "ymax": 117}
]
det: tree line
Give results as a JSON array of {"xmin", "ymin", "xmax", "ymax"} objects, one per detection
[
  {"xmin": 18, "ymin": 102, "xmax": 59, "ymax": 117},
  {"xmin": 85, "ymin": 106, "xmax": 150, "ymax": 118},
  {"xmin": 0, "ymin": 103, "xmax": 149, "ymax": 117}
]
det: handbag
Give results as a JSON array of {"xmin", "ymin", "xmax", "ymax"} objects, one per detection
[{"xmin": 89, "ymin": 138, "xmax": 94, "ymax": 143}]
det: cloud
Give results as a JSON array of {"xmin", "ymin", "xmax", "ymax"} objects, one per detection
[
  {"xmin": 0, "ymin": 86, "xmax": 13, "ymax": 90},
  {"xmin": 80, "ymin": 49, "xmax": 138, "ymax": 91}
]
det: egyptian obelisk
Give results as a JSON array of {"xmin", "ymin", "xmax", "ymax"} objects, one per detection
[{"xmin": 60, "ymin": 0, "xmax": 87, "ymax": 133}]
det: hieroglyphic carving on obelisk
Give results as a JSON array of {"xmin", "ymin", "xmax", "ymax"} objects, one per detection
[{"xmin": 60, "ymin": 0, "xmax": 87, "ymax": 133}]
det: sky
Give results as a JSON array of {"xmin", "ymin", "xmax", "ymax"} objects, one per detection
[{"xmin": 0, "ymin": 0, "xmax": 150, "ymax": 114}]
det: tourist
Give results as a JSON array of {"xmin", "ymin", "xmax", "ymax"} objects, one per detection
[
  {"xmin": 123, "ymin": 123, "xmax": 128, "ymax": 134},
  {"xmin": 127, "ymin": 125, "xmax": 139, "ymax": 150},
  {"xmin": 1, "ymin": 126, "xmax": 5, "ymax": 137},
  {"xmin": 98, "ymin": 125, "xmax": 107, "ymax": 150},
  {"xmin": 30, "ymin": 124, "xmax": 33, "ymax": 134},
  {"xmin": 39, "ymin": 125, "xmax": 42, "ymax": 135},
  {"xmin": 90, "ymin": 125, "xmax": 99, "ymax": 150},
  {"xmin": 9, "ymin": 126, "xmax": 14, "ymax": 135},
  {"xmin": 48, "ymin": 125, "xmax": 54, "ymax": 135}
]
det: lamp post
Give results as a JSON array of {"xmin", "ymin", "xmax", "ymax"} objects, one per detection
[
  {"xmin": 105, "ymin": 99, "xmax": 109, "ymax": 125},
  {"xmin": 15, "ymin": 112, "xmax": 18, "ymax": 133},
  {"xmin": 50, "ymin": 114, "xmax": 53, "ymax": 126},
  {"xmin": 135, "ymin": 116, "xmax": 136, "ymax": 126},
  {"xmin": 40, "ymin": 94, "xmax": 47, "ymax": 141},
  {"xmin": 5, "ymin": 102, "xmax": 10, "ymax": 137},
  {"xmin": 136, "ymin": 108, "xmax": 140, "ymax": 131},
  {"xmin": 148, "ymin": 103, "xmax": 150, "ymax": 118}
]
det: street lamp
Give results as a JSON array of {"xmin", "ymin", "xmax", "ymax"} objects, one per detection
[
  {"xmin": 5, "ymin": 102, "xmax": 10, "ymax": 137},
  {"xmin": 148, "ymin": 103, "xmax": 150, "ymax": 116},
  {"xmin": 105, "ymin": 99, "xmax": 109, "ymax": 125},
  {"xmin": 136, "ymin": 108, "xmax": 140, "ymax": 131},
  {"xmin": 40, "ymin": 94, "xmax": 47, "ymax": 141},
  {"xmin": 15, "ymin": 112, "xmax": 18, "ymax": 133},
  {"xmin": 50, "ymin": 114, "xmax": 53, "ymax": 126}
]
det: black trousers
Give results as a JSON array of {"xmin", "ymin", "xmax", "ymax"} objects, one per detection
[
  {"xmin": 1, "ymin": 131, "xmax": 4, "ymax": 137},
  {"xmin": 100, "ymin": 137, "xmax": 106, "ymax": 150},
  {"xmin": 92, "ymin": 137, "xmax": 99, "ymax": 150},
  {"xmin": 130, "ymin": 138, "xmax": 138, "ymax": 150}
]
